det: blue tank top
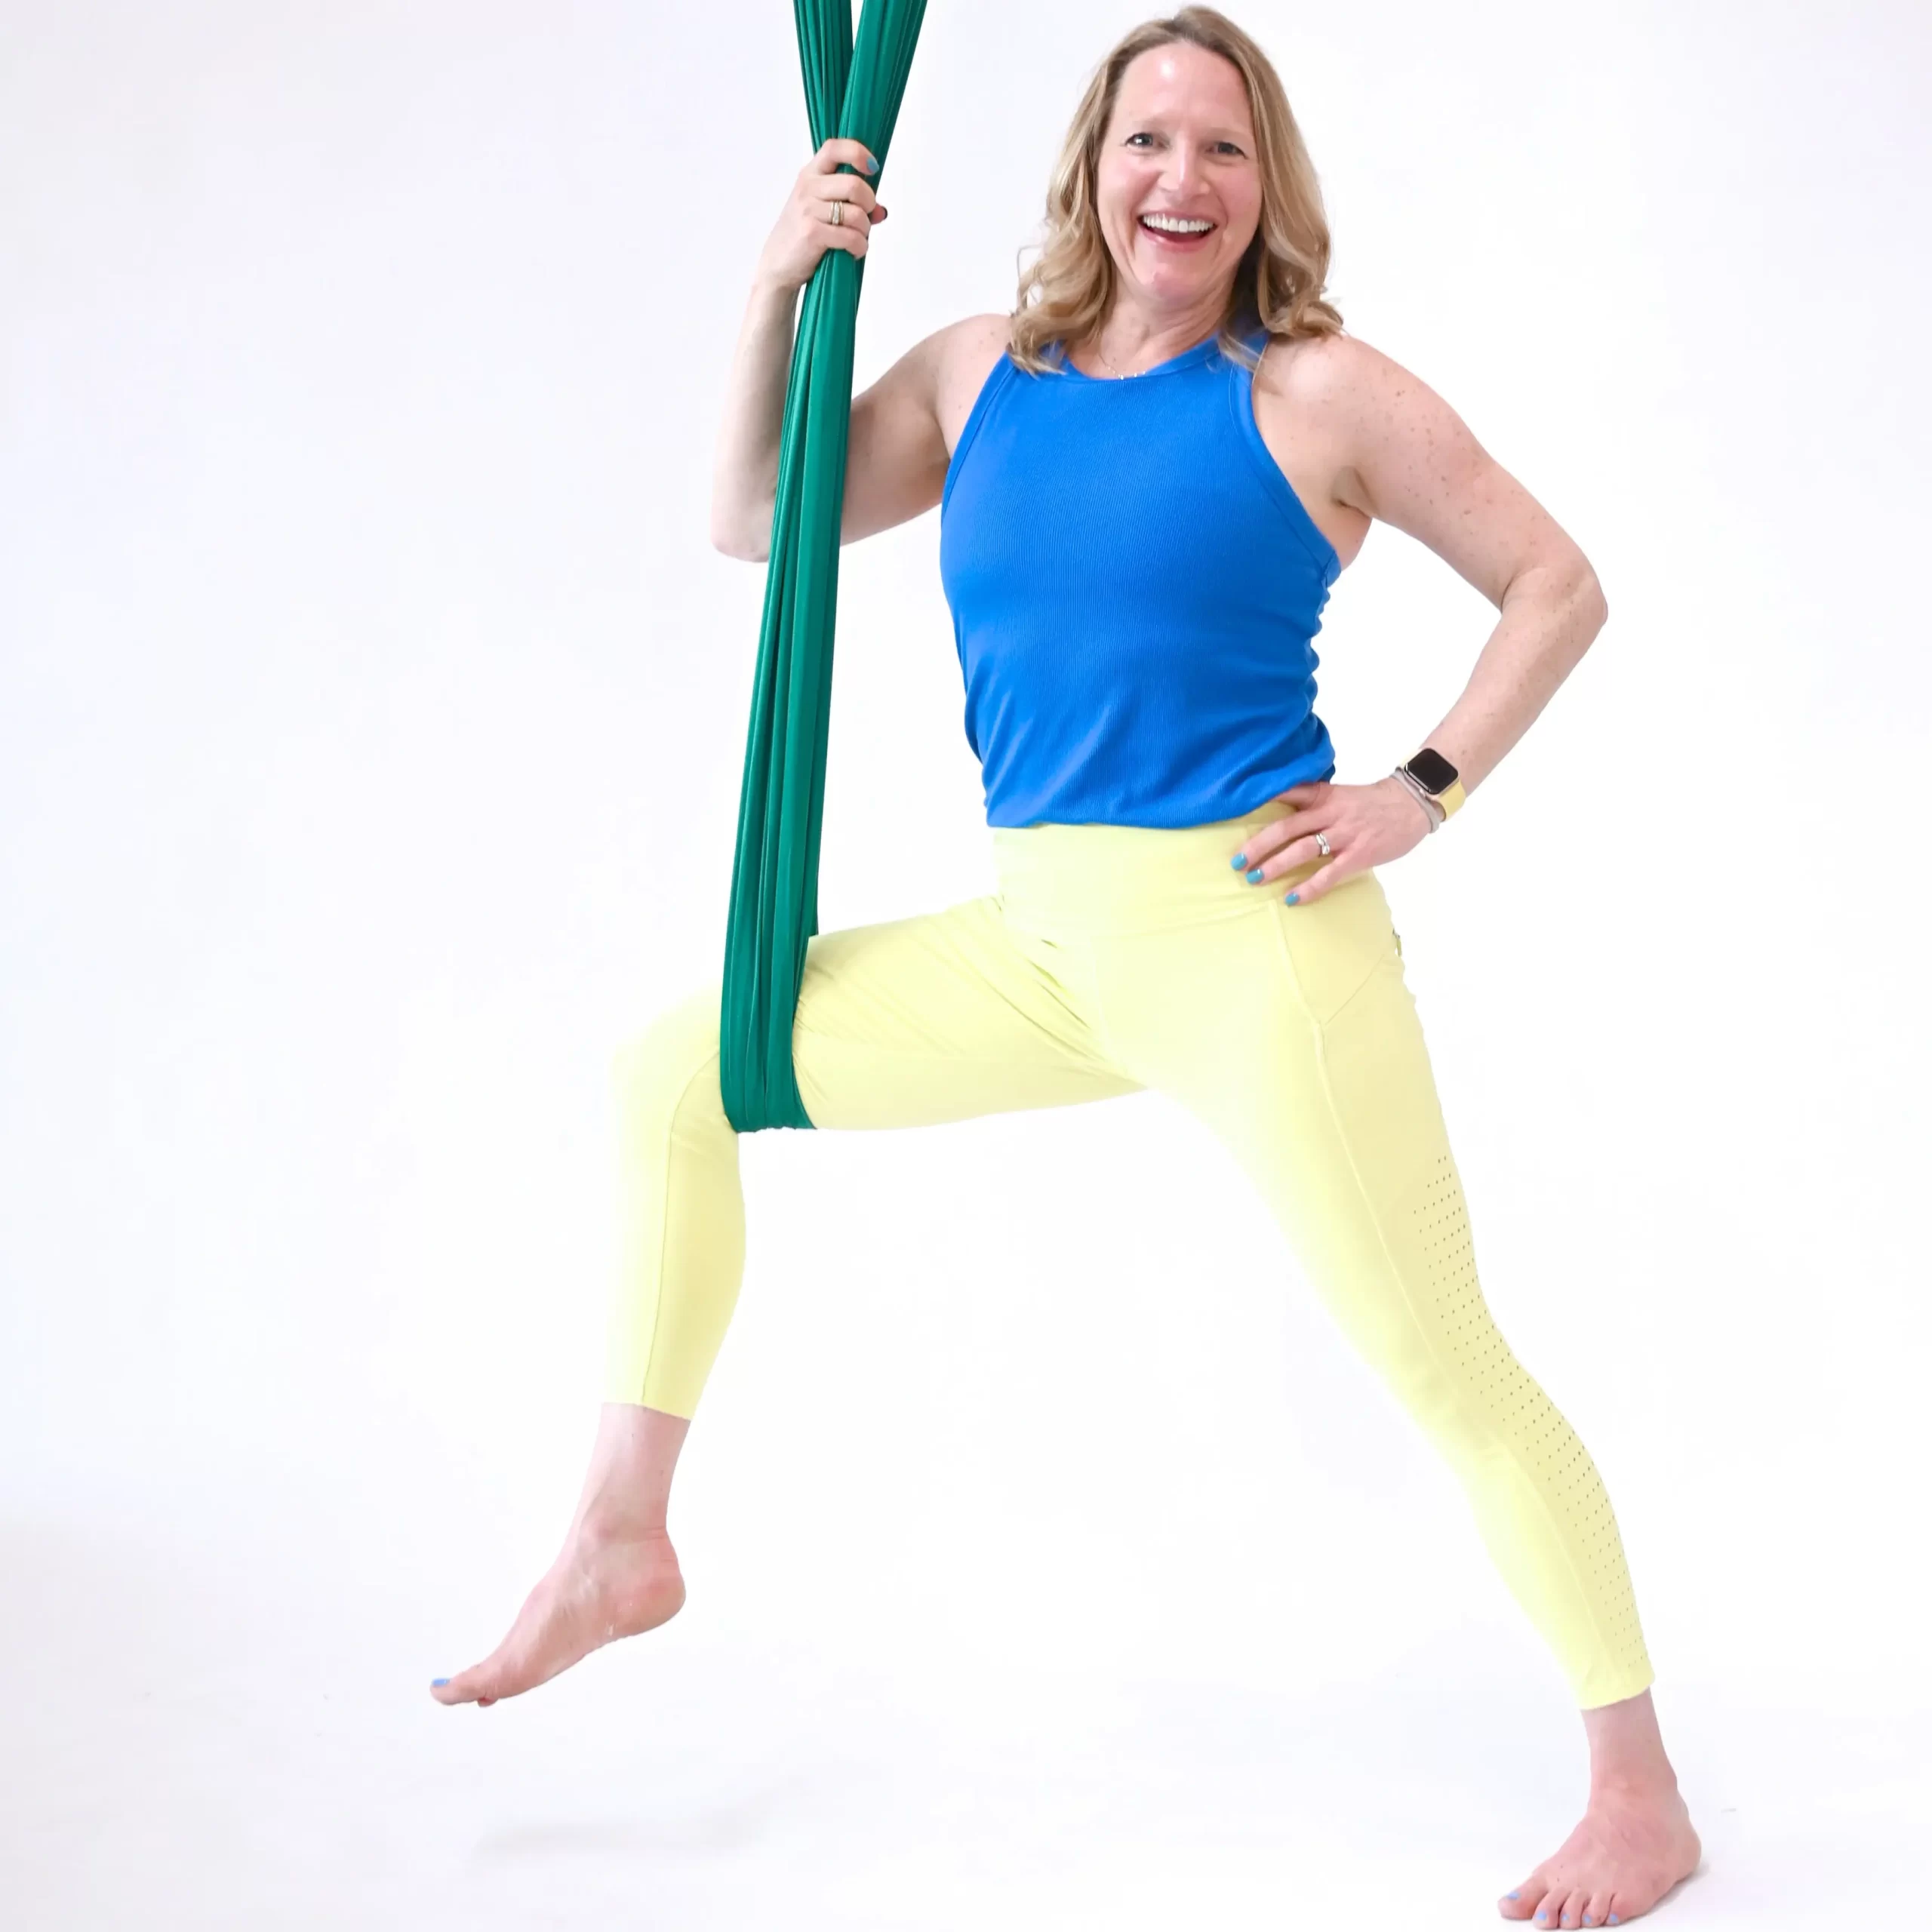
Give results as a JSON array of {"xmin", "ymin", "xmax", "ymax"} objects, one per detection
[{"xmin": 938, "ymin": 325, "xmax": 1341, "ymax": 829}]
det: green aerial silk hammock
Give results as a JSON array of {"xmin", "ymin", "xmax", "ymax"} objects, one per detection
[{"xmin": 719, "ymin": 0, "xmax": 930, "ymax": 1133}]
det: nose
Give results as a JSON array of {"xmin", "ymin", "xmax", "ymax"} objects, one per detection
[{"xmin": 1161, "ymin": 141, "xmax": 1201, "ymax": 195}]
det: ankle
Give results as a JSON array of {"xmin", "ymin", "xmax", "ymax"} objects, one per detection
[
  {"xmin": 1588, "ymin": 1765, "xmax": 1681, "ymax": 1807},
  {"xmin": 573, "ymin": 1506, "xmax": 672, "ymax": 1551}
]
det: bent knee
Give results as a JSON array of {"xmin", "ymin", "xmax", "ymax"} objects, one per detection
[{"xmin": 611, "ymin": 984, "xmax": 726, "ymax": 1134}]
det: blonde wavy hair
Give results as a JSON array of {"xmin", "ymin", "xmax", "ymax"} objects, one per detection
[{"xmin": 1008, "ymin": 6, "xmax": 1343, "ymax": 375}]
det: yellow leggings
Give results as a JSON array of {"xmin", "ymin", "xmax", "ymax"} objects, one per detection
[{"xmin": 605, "ymin": 794, "xmax": 1654, "ymax": 1708}]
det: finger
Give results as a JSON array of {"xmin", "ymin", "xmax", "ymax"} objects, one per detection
[
  {"xmin": 814, "ymin": 176, "xmax": 880, "ymax": 216},
  {"xmin": 810, "ymin": 201, "xmax": 877, "ymax": 254},
  {"xmin": 825, "ymin": 216, "xmax": 872, "ymax": 257},
  {"xmin": 1230, "ymin": 806, "xmax": 1305, "ymax": 869},
  {"xmin": 1241, "ymin": 824, "xmax": 1334, "ymax": 883},
  {"xmin": 808, "ymin": 180, "xmax": 884, "ymax": 226},
  {"xmin": 812, "ymin": 137, "xmax": 880, "ymax": 177},
  {"xmin": 1282, "ymin": 854, "xmax": 1351, "ymax": 906}
]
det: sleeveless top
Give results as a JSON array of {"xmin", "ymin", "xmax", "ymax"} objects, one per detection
[{"xmin": 937, "ymin": 324, "xmax": 1342, "ymax": 829}]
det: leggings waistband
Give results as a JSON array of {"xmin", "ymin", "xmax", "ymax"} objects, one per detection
[{"xmin": 989, "ymin": 796, "xmax": 1333, "ymax": 936}]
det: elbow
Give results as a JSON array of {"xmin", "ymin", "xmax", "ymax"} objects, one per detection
[
  {"xmin": 709, "ymin": 512, "xmax": 770, "ymax": 562},
  {"xmin": 1546, "ymin": 559, "xmax": 1607, "ymax": 643},
  {"xmin": 709, "ymin": 479, "xmax": 774, "ymax": 561},
  {"xmin": 1580, "ymin": 568, "xmax": 1609, "ymax": 636}
]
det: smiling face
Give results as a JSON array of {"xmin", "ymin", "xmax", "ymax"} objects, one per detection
[{"xmin": 1093, "ymin": 41, "xmax": 1263, "ymax": 324}]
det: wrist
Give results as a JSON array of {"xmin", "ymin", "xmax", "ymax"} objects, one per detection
[
  {"xmin": 748, "ymin": 263, "xmax": 806, "ymax": 312},
  {"xmin": 1387, "ymin": 768, "xmax": 1444, "ymax": 832},
  {"xmin": 1393, "ymin": 746, "xmax": 1464, "ymax": 826}
]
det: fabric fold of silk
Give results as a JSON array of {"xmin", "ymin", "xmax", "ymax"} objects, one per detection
[{"xmin": 718, "ymin": 0, "xmax": 930, "ymax": 1132}]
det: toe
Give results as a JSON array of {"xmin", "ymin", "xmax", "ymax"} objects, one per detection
[
  {"xmin": 1531, "ymin": 1890, "xmax": 1565, "ymax": 1928},
  {"xmin": 1498, "ymin": 1884, "xmax": 1537, "ymax": 1921},
  {"xmin": 1580, "ymin": 1885, "xmax": 1613, "ymax": 1927},
  {"xmin": 432, "ymin": 1660, "xmax": 499, "ymax": 1706}
]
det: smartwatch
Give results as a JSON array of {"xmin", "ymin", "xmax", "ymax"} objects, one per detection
[{"xmin": 1397, "ymin": 746, "xmax": 1466, "ymax": 821}]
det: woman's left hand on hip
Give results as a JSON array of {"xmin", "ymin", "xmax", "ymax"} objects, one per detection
[{"xmin": 1232, "ymin": 777, "xmax": 1435, "ymax": 904}]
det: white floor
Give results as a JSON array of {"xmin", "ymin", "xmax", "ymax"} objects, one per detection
[{"xmin": 3, "ymin": 1495, "xmax": 1921, "ymax": 1930}]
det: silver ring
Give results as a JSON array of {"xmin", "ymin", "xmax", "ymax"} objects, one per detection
[
  {"xmin": 828, "ymin": 199, "xmax": 844, "ymax": 227},
  {"xmin": 1315, "ymin": 829, "xmax": 1332, "ymax": 858}
]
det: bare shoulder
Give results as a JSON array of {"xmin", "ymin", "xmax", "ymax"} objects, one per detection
[
  {"xmin": 1264, "ymin": 331, "xmax": 1485, "ymax": 500},
  {"xmin": 856, "ymin": 312, "xmax": 1010, "ymax": 454},
  {"xmin": 1260, "ymin": 329, "xmax": 1591, "ymax": 607},
  {"xmin": 926, "ymin": 312, "xmax": 1015, "ymax": 450},
  {"xmin": 1254, "ymin": 328, "xmax": 1426, "ymax": 432},
  {"xmin": 841, "ymin": 312, "xmax": 1014, "ymax": 544}
]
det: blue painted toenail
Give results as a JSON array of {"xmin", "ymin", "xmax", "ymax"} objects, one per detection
[
  {"xmin": 1608, "ymin": 1920, "xmax": 1619, "ymax": 1927},
  {"xmin": 432, "ymin": 1678, "xmax": 449, "ymax": 1687},
  {"xmin": 1507, "ymin": 1894, "xmax": 1518, "ymax": 1903}
]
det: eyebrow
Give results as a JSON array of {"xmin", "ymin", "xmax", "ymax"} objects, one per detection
[{"xmin": 1118, "ymin": 115, "xmax": 1252, "ymax": 139}]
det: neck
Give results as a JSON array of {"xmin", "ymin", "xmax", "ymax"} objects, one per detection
[{"xmin": 1091, "ymin": 290, "xmax": 1235, "ymax": 371}]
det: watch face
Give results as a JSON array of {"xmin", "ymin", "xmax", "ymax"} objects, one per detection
[{"xmin": 1407, "ymin": 747, "xmax": 1459, "ymax": 792}]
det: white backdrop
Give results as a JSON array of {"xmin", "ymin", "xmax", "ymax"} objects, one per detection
[{"xmin": 3, "ymin": 2, "xmax": 1927, "ymax": 1925}]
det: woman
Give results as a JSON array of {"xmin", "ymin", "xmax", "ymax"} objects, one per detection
[{"xmin": 432, "ymin": 8, "xmax": 1702, "ymax": 1926}]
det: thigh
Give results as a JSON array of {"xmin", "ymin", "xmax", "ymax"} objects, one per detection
[
  {"xmin": 792, "ymin": 893, "xmax": 1143, "ymax": 1130},
  {"xmin": 1097, "ymin": 876, "xmax": 1457, "ymax": 1363}
]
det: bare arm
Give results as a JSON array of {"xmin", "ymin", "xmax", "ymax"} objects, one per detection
[
  {"xmin": 838, "ymin": 310, "xmax": 1014, "ymax": 543},
  {"xmin": 709, "ymin": 275, "xmax": 808, "ymax": 558},
  {"xmin": 709, "ymin": 137, "xmax": 882, "ymax": 558},
  {"xmin": 709, "ymin": 141, "xmax": 983, "ymax": 560},
  {"xmin": 1322, "ymin": 334, "xmax": 1609, "ymax": 798}
]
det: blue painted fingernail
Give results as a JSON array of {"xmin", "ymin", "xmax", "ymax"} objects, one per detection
[
  {"xmin": 1246, "ymin": 868, "xmax": 1264, "ymax": 883},
  {"xmin": 863, "ymin": 152, "xmax": 879, "ymax": 173},
  {"xmin": 1230, "ymin": 852, "xmax": 1247, "ymax": 869},
  {"xmin": 1284, "ymin": 891, "xmax": 1299, "ymax": 904},
  {"xmin": 432, "ymin": 1678, "xmax": 450, "ymax": 1687}
]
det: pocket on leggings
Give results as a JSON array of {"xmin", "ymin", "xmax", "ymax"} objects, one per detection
[{"xmin": 1269, "ymin": 868, "xmax": 1401, "ymax": 1026}]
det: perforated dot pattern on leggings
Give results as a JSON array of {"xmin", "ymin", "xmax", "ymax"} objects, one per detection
[{"xmin": 1411, "ymin": 1152, "xmax": 1651, "ymax": 1693}]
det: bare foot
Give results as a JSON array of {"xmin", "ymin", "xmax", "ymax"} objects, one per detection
[
  {"xmin": 1497, "ymin": 1779, "xmax": 1703, "ymax": 1927},
  {"xmin": 429, "ymin": 1521, "xmax": 687, "ymax": 1707}
]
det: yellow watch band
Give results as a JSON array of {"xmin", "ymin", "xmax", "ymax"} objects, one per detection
[{"xmin": 1399, "ymin": 751, "xmax": 1466, "ymax": 822}]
